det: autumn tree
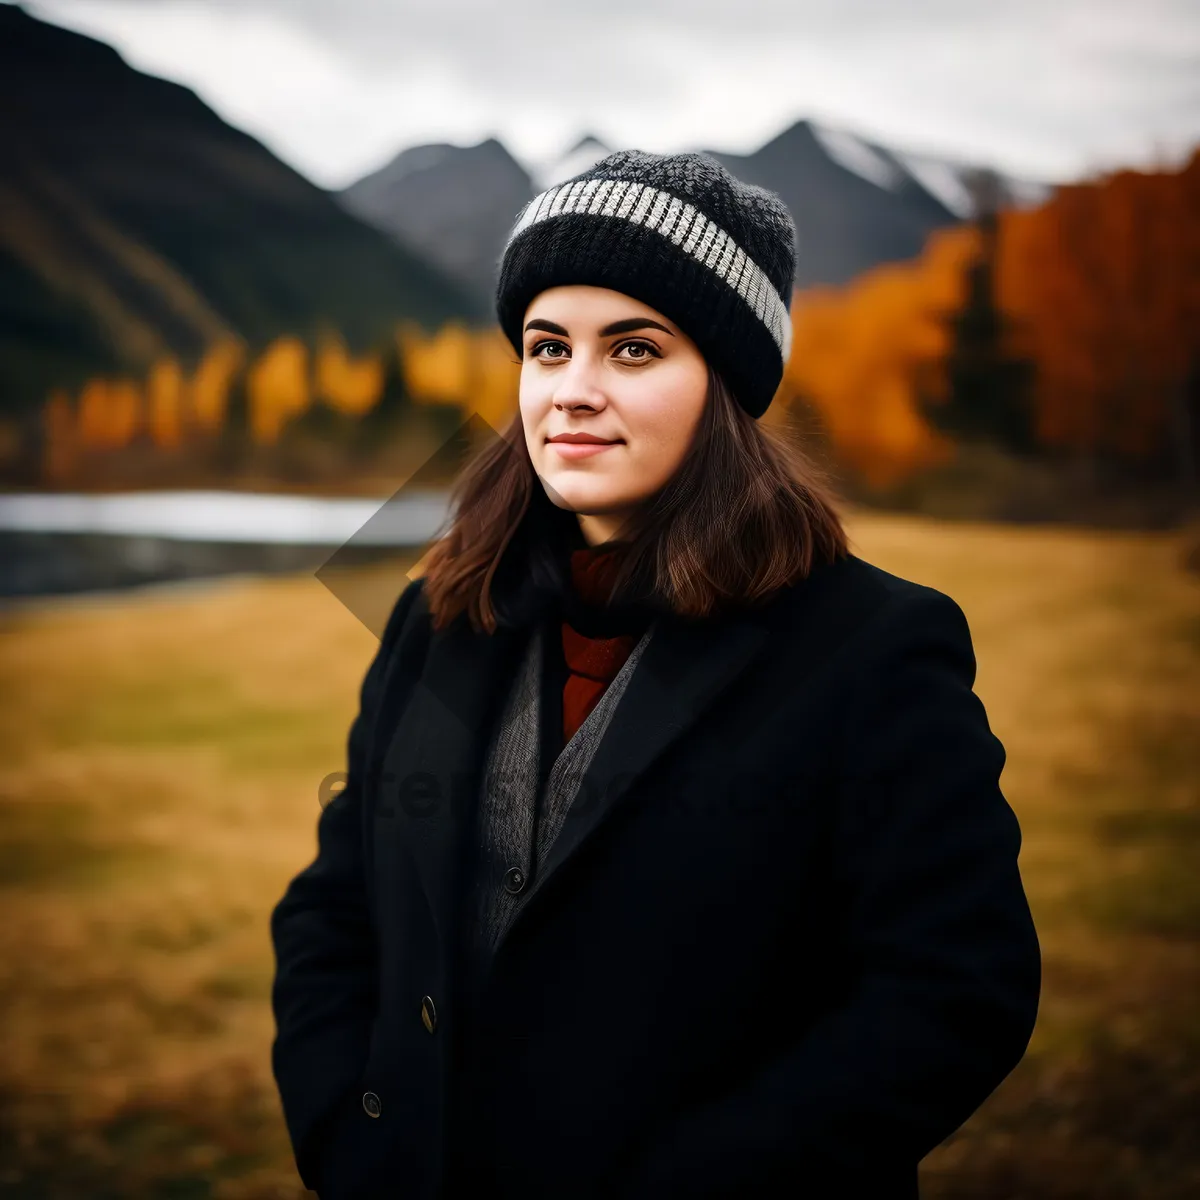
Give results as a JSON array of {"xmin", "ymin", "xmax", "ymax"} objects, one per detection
[
  {"xmin": 781, "ymin": 227, "xmax": 971, "ymax": 490},
  {"xmin": 994, "ymin": 149, "xmax": 1200, "ymax": 477}
]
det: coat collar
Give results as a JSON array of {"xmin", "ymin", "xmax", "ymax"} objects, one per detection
[{"xmin": 379, "ymin": 587, "xmax": 777, "ymax": 969}]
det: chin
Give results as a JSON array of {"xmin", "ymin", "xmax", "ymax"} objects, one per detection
[{"xmin": 541, "ymin": 476, "xmax": 633, "ymax": 516}]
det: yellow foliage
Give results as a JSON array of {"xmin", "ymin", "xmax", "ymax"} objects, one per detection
[
  {"xmin": 247, "ymin": 337, "xmax": 309, "ymax": 445},
  {"xmin": 392, "ymin": 320, "xmax": 519, "ymax": 433},
  {"xmin": 398, "ymin": 320, "xmax": 474, "ymax": 406},
  {"xmin": 394, "ymin": 321, "xmax": 518, "ymax": 431},
  {"xmin": 314, "ymin": 333, "xmax": 383, "ymax": 417},
  {"xmin": 190, "ymin": 340, "xmax": 244, "ymax": 436},
  {"xmin": 782, "ymin": 226, "xmax": 977, "ymax": 488},
  {"xmin": 461, "ymin": 326, "xmax": 520, "ymax": 430}
]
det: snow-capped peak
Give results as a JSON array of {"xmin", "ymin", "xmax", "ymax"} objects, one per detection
[{"xmin": 810, "ymin": 122, "xmax": 906, "ymax": 191}]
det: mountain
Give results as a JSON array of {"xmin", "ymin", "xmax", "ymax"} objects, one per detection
[
  {"xmin": 528, "ymin": 133, "xmax": 612, "ymax": 190},
  {"xmin": 883, "ymin": 145, "xmax": 1054, "ymax": 218},
  {"xmin": 0, "ymin": 4, "xmax": 479, "ymax": 412},
  {"xmin": 340, "ymin": 119, "xmax": 1012, "ymax": 304},
  {"xmin": 339, "ymin": 137, "xmax": 535, "ymax": 309},
  {"xmin": 697, "ymin": 119, "xmax": 960, "ymax": 288}
]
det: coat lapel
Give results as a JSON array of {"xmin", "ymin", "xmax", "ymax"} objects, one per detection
[
  {"xmin": 378, "ymin": 611, "xmax": 525, "ymax": 950},
  {"xmin": 493, "ymin": 604, "xmax": 772, "ymax": 958},
  {"xmin": 380, "ymin": 599, "xmax": 773, "ymax": 961}
]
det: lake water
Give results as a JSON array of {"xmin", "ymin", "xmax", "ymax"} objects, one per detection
[{"xmin": 0, "ymin": 489, "xmax": 452, "ymax": 600}]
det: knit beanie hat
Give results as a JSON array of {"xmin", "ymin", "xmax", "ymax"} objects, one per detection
[{"xmin": 495, "ymin": 149, "xmax": 797, "ymax": 419}]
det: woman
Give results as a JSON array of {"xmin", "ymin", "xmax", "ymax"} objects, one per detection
[{"xmin": 270, "ymin": 150, "xmax": 1041, "ymax": 1200}]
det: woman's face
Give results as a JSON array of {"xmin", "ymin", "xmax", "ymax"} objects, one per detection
[{"xmin": 519, "ymin": 285, "xmax": 709, "ymax": 546}]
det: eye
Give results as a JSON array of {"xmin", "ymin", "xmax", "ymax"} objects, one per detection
[
  {"xmin": 529, "ymin": 339, "xmax": 569, "ymax": 360},
  {"xmin": 615, "ymin": 340, "xmax": 661, "ymax": 362}
]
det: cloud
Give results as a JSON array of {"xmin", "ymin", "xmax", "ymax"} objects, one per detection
[{"xmin": 27, "ymin": 0, "xmax": 1200, "ymax": 188}]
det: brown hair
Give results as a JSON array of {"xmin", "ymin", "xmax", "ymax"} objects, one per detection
[{"xmin": 419, "ymin": 365, "xmax": 850, "ymax": 634}]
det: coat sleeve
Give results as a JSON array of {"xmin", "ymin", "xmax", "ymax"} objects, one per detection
[
  {"xmin": 269, "ymin": 578, "xmax": 425, "ymax": 1194},
  {"xmin": 616, "ymin": 587, "xmax": 1042, "ymax": 1198}
]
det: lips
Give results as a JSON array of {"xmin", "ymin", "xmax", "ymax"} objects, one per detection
[
  {"xmin": 546, "ymin": 435, "xmax": 622, "ymax": 459},
  {"xmin": 547, "ymin": 435, "xmax": 621, "ymax": 444}
]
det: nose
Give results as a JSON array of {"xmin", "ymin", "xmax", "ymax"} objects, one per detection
[{"xmin": 552, "ymin": 354, "xmax": 608, "ymax": 412}]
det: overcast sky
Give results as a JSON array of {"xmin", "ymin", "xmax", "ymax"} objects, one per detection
[{"xmin": 27, "ymin": 0, "xmax": 1200, "ymax": 190}]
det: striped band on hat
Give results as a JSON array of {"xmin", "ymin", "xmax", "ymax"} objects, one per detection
[{"xmin": 505, "ymin": 178, "xmax": 793, "ymax": 361}]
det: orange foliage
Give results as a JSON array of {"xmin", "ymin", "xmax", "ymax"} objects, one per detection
[
  {"xmin": 56, "ymin": 341, "xmax": 244, "ymax": 461},
  {"xmin": 995, "ymin": 149, "xmax": 1200, "ymax": 459},
  {"xmin": 781, "ymin": 226, "xmax": 975, "ymax": 488},
  {"xmin": 146, "ymin": 358, "xmax": 185, "ymax": 449},
  {"xmin": 77, "ymin": 378, "xmax": 143, "ymax": 449},
  {"xmin": 314, "ymin": 333, "xmax": 383, "ymax": 417},
  {"xmin": 41, "ymin": 389, "xmax": 77, "ymax": 481},
  {"xmin": 36, "ymin": 148, "xmax": 1198, "ymax": 487},
  {"xmin": 247, "ymin": 337, "xmax": 309, "ymax": 445}
]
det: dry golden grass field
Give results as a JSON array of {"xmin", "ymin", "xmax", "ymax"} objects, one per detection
[{"xmin": 0, "ymin": 510, "xmax": 1197, "ymax": 1199}]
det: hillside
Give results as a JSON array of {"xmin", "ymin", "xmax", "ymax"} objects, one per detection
[
  {"xmin": 0, "ymin": 5, "xmax": 480, "ymax": 412},
  {"xmin": 340, "ymin": 137, "xmax": 534, "ymax": 308}
]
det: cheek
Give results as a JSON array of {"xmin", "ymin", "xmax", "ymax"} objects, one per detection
[
  {"xmin": 519, "ymin": 372, "xmax": 550, "ymax": 429},
  {"xmin": 626, "ymin": 368, "xmax": 706, "ymax": 458},
  {"xmin": 517, "ymin": 369, "xmax": 542, "ymax": 414},
  {"xmin": 518, "ymin": 389, "xmax": 544, "ymax": 469}
]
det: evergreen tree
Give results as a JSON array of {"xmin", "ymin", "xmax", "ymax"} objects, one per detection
[
  {"xmin": 353, "ymin": 334, "xmax": 410, "ymax": 463},
  {"xmin": 213, "ymin": 361, "xmax": 252, "ymax": 476},
  {"xmin": 927, "ymin": 169, "xmax": 1036, "ymax": 454}
]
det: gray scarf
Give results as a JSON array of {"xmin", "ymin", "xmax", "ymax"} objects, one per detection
[{"xmin": 463, "ymin": 616, "xmax": 657, "ymax": 971}]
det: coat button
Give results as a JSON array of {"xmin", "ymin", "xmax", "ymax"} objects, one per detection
[
  {"xmin": 503, "ymin": 866, "xmax": 527, "ymax": 894},
  {"xmin": 362, "ymin": 1091, "xmax": 381, "ymax": 1119},
  {"xmin": 420, "ymin": 994, "xmax": 438, "ymax": 1033}
]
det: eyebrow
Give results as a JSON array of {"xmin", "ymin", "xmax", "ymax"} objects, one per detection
[{"xmin": 523, "ymin": 317, "xmax": 676, "ymax": 338}]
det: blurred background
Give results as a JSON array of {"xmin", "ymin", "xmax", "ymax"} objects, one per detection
[{"xmin": 0, "ymin": 0, "xmax": 1197, "ymax": 1196}]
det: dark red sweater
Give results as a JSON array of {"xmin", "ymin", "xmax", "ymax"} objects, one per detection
[{"xmin": 561, "ymin": 544, "xmax": 644, "ymax": 745}]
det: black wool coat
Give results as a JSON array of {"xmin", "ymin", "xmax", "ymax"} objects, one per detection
[{"xmin": 270, "ymin": 551, "xmax": 1041, "ymax": 1200}]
